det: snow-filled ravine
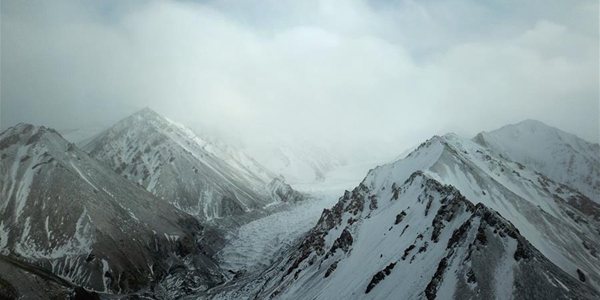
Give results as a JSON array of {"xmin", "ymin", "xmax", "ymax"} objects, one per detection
[
  {"xmin": 216, "ymin": 159, "xmax": 377, "ymax": 274},
  {"xmin": 217, "ymin": 193, "xmax": 339, "ymax": 274}
]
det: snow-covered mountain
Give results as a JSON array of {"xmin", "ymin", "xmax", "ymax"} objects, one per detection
[
  {"xmin": 0, "ymin": 124, "xmax": 224, "ymax": 295},
  {"xmin": 81, "ymin": 108, "xmax": 278, "ymax": 223},
  {"xmin": 3, "ymin": 117, "xmax": 597, "ymax": 299},
  {"xmin": 208, "ymin": 131, "xmax": 600, "ymax": 300},
  {"xmin": 474, "ymin": 120, "xmax": 600, "ymax": 203}
]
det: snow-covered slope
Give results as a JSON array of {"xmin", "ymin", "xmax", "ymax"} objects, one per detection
[
  {"xmin": 208, "ymin": 132, "xmax": 600, "ymax": 300},
  {"xmin": 474, "ymin": 120, "xmax": 600, "ymax": 203},
  {"xmin": 191, "ymin": 131, "xmax": 275, "ymax": 184},
  {"xmin": 0, "ymin": 124, "xmax": 224, "ymax": 295},
  {"xmin": 82, "ymin": 108, "xmax": 278, "ymax": 223}
]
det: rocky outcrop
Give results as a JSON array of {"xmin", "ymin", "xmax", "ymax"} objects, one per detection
[{"xmin": 268, "ymin": 176, "xmax": 306, "ymax": 203}]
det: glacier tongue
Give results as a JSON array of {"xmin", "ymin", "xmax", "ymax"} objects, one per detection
[{"xmin": 217, "ymin": 194, "xmax": 338, "ymax": 274}]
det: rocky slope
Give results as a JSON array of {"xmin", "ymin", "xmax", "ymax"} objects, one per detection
[
  {"xmin": 474, "ymin": 120, "xmax": 600, "ymax": 203},
  {"xmin": 0, "ymin": 124, "xmax": 224, "ymax": 295},
  {"xmin": 82, "ymin": 108, "xmax": 278, "ymax": 224},
  {"xmin": 0, "ymin": 254, "xmax": 100, "ymax": 300},
  {"xmin": 267, "ymin": 176, "xmax": 307, "ymax": 204}
]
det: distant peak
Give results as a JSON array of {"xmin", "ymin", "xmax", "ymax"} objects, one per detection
[
  {"xmin": 2, "ymin": 123, "xmax": 61, "ymax": 137},
  {"xmin": 121, "ymin": 107, "xmax": 170, "ymax": 126},
  {"xmin": 133, "ymin": 107, "xmax": 162, "ymax": 118},
  {"xmin": 513, "ymin": 119, "xmax": 550, "ymax": 128},
  {"xmin": 441, "ymin": 132, "xmax": 461, "ymax": 140},
  {"xmin": 0, "ymin": 123, "xmax": 65, "ymax": 147}
]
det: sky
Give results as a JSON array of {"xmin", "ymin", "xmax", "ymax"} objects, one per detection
[{"xmin": 1, "ymin": 0, "xmax": 599, "ymax": 161}]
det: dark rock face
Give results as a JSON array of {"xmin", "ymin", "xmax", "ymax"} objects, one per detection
[
  {"xmin": 578, "ymin": 269, "xmax": 587, "ymax": 282},
  {"xmin": 324, "ymin": 261, "xmax": 338, "ymax": 278},
  {"xmin": 401, "ymin": 245, "xmax": 416, "ymax": 260},
  {"xmin": 425, "ymin": 257, "xmax": 448, "ymax": 300},
  {"xmin": 365, "ymin": 262, "xmax": 396, "ymax": 294},
  {"xmin": 0, "ymin": 254, "xmax": 100, "ymax": 300},
  {"xmin": 395, "ymin": 211, "xmax": 407, "ymax": 224},
  {"xmin": 329, "ymin": 229, "xmax": 353, "ymax": 255}
]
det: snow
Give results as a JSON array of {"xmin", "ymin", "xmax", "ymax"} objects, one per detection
[
  {"xmin": 493, "ymin": 238, "xmax": 517, "ymax": 300},
  {"xmin": 45, "ymin": 216, "xmax": 52, "ymax": 242},
  {"xmin": 70, "ymin": 161, "xmax": 99, "ymax": 191},
  {"xmin": 553, "ymin": 278, "xmax": 570, "ymax": 292},
  {"xmin": 102, "ymin": 259, "xmax": 110, "ymax": 292},
  {"xmin": 8, "ymin": 145, "xmax": 43, "ymax": 220},
  {"xmin": 0, "ymin": 221, "xmax": 9, "ymax": 254}
]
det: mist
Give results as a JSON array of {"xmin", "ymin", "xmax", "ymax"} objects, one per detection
[{"xmin": 1, "ymin": 0, "xmax": 598, "ymax": 161}]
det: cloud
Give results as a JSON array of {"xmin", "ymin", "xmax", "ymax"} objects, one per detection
[{"xmin": 1, "ymin": 0, "xmax": 598, "ymax": 161}]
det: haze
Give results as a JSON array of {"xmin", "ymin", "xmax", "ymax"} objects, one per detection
[{"xmin": 1, "ymin": 0, "xmax": 598, "ymax": 161}]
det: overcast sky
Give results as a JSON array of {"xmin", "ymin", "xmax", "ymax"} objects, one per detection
[{"xmin": 1, "ymin": 0, "xmax": 598, "ymax": 158}]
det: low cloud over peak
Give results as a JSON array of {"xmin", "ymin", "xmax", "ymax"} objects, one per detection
[{"xmin": 1, "ymin": 0, "xmax": 598, "ymax": 160}]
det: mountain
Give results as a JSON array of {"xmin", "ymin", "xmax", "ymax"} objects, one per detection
[
  {"xmin": 210, "ymin": 131, "xmax": 600, "ymax": 299},
  {"xmin": 252, "ymin": 141, "xmax": 347, "ymax": 184},
  {"xmin": 474, "ymin": 120, "xmax": 600, "ymax": 203},
  {"xmin": 81, "ymin": 108, "xmax": 278, "ymax": 223},
  {"xmin": 0, "ymin": 124, "xmax": 224, "ymax": 295}
]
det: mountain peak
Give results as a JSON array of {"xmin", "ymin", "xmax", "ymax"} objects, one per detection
[
  {"xmin": 492, "ymin": 119, "xmax": 571, "ymax": 140},
  {"xmin": 515, "ymin": 119, "xmax": 549, "ymax": 127},
  {"xmin": 0, "ymin": 123, "xmax": 66, "ymax": 148},
  {"xmin": 128, "ymin": 107, "xmax": 166, "ymax": 123},
  {"xmin": 134, "ymin": 106, "xmax": 161, "ymax": 116},
  {"xmin": 475, "ymin": 119, "xmax": 600, "ymax": 203}
]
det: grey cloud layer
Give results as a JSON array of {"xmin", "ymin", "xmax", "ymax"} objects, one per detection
[{"xmin": 1, "ymin": 0, "xmax": 598, "ymax": 156}]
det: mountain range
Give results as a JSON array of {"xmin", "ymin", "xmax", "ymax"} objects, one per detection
[
  {"xmin": 230, "ymin": 131, "xmax": 599, "ymax": 300},
  {"xmin": 1, "ymin": 110, "xmax": 598, "ymax": 300}
]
